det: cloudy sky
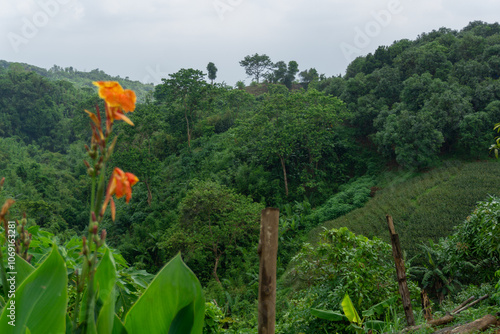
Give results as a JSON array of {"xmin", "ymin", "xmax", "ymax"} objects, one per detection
[{"xmin": 1, "ymin": 0, "xmax": 499, "ymax": 86}]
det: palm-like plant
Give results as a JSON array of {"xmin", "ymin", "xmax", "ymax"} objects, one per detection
[{"xmin": 411, "ymin": 241, "xmax": 464, "ymax": 304}]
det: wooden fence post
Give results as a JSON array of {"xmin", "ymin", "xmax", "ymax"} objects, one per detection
[
  {"xmin": 258, "ymin": 208, "xmax": 279, "ymax": 334},
  {"xmin": 386, "ymin": 214, "xmax": 415, "ymax": 327}
]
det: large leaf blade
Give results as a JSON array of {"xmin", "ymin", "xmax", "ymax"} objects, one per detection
[
  {"xmin": 341, "ymin": 293, "xmax": 362, "ymax": 326},
  {"xmin": 0, "ymin": 244, "xmax": 67, "ymax": 334},
  {"xmin": 14, "ymin": 254, "xmax": 35, "ymax": 287},
  {"xmin": 123, "ymin": 253, "xmax": 204, "ymax": 334},
  {"xmin": 310, "ymin": 308, "xmax": 347, "ymax": 322},
  {"xmin": 96, "ymin": 247, "xmax": 118, "ymax": 334}
]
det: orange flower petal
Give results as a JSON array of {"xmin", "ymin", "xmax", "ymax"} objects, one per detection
[
  {"xmin": 126, "ymin": 172, "xmax": 139, "ymax": 186},
  {"xmin": 85, "ymin": 110, "xmax": 100, "ymax": 127},
  {"xmin": 93, "ymin": 81, "xmax": 136, "ymax": 113},
  {"xmin": 119, "ymin": 89, "xmax": 136, "ymax": 112},
  {"xmin": 113, "ymin": 111, "xmax": 134, "ymax": 126},
  {"xmin": 106, "ymin": 168, "xmax": 138, "ymax": 205}
]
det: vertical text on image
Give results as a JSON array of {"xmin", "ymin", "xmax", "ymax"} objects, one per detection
[{"xmin": 6, "ymin": 221, "xmax": 17, "ymax": 326}]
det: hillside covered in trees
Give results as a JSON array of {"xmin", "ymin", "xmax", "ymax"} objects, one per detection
[{"xmin": 0, "ymin": 21, "xmax": 499, "ymax": 333}]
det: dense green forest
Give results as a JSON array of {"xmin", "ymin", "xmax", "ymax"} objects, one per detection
[
  {"xmin": 1, "ymin": 21, "xmax": 500, "ymax": 333},
  {"xmin": 0, "ymin": 60, "xmax": 154, "ymax": 102}
]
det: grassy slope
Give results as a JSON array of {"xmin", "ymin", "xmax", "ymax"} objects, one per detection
[
  {"xmin": 0, "ymin": 60, "xmax": 154, "ymax": 102},
  {"xmin": 308, "ymin": 159, "xmax": 500, "ymax": 256}
]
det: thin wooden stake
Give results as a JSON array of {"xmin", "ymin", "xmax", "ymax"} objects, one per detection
[
  {"xmin": 386, "ymin": 215, "xmax": 415, "ymax": 326},
  {"xmin": 452, "ymin": 294, "xmax": 489, "ymax": 315},
  {"xmin": 451, "ymin": 296, "xmax": 475, "ymax": 314},
  {"xmin": 258, "ymin": 208, "xmax": 279, "ymax": 334}
]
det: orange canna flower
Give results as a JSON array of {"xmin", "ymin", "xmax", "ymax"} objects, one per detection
[
  {"xmin": 101, "ymin": 168, "xmax": 139, "ymax": 221},
  {"xmin": 105, "ymin": 103, "xmax": 134, "ymax": 130},
  {"xmin": 93, "ymin": 81, "xmax": 136, "ymax": 132},
  {"xmin": 93, "ymin": 81, "xmax": 136, "ymax": 112}
]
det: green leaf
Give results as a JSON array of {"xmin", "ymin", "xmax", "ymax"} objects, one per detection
[
  {"xmin": 341, "ymin": 293, "xmax": 362, "ymax": 326},
  {"xmin": 79, "ymin": 247, "xmax": 117, "ymax": 334},
  {"xmin": 364, "ymin": 320, "xmax": 386, "ymax": 330},
  {"xmin": 124, "ymin": 253, "xmax": 205, "ymax": 334},
  {"xmin": 0, "ymin": 244, "xmax": 67, "ymax": 334},
  {"xmin": 362, "ymin": 296, "xmax": 397, "ymax": 318},
  {"xmin": 112, "ymin": 314, "xmax": 128, "ymax": 334},
  {"xmin": 96, "ymin": 248, "xmax": 118, "ymax": 334},
  {"xmin": 310, "ymin": 308, "xmax": 347, "ymax": 322},
  {"xmin": 14, "ymin": 254, "xmax": 35, "ymax": 287}
]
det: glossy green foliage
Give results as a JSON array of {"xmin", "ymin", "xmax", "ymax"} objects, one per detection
[
  {"xmin": 310, "ymin": 308, "xmax": 346, "ymax": 322},
  {"xmin": 341, "ymin": 294, "xmax": 362, "ymax": 326},
  {"xmin": 311, "ymin": 291, "xmax": 397, "ymax": 333},
  {"xmin": 0, "ymin": 245, "xmax": 67, "ymax": 334},
  {"xmin": 77, "ymin": 248, "xmax": 117, "ymax": 333},
  {"xmin": 13, "ymin": 255, "xmax": 34, "ymax": 287},
  {"xmin": 123, "ymin": 254, "xmax": 205, "ymax": 334},
  {"xmin": 0, "ymin": 234, "xmax": 204, "ymax": 334}
]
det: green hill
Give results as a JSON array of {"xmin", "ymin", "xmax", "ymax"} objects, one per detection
[
  {"xmin": 309, "ymin": 159, "xmax": 500, "ymax": 256},
  {"xmin": 0, "ymin": 60, "xmax": 154, "ymax": 102}
]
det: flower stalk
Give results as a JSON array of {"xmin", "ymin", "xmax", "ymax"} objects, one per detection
[{"xmin": 72, "ymin": 81, "xmax": 138, "ymax": 332}]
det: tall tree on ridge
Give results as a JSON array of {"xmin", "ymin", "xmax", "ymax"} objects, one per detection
[
  {"xmin": 239, "ymin": 53, "xmax": 274, "ymax": 83},
  {"xmin": 206, "ymin": 62, "xmax": 218, "ymax": 84}
]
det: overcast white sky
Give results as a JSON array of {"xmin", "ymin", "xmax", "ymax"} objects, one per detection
[{"xmin": 1, "ymin": 0, "xmax": 500, "ymax": 86}]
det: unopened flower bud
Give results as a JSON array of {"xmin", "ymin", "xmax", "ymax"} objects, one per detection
[
  {"xmin": 100, "ymin": 229, "xmax": 107, "ymax": 242},
  {"xmin": 91, "ymin": 212, "xmax": 97, "ymax": 222}
]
